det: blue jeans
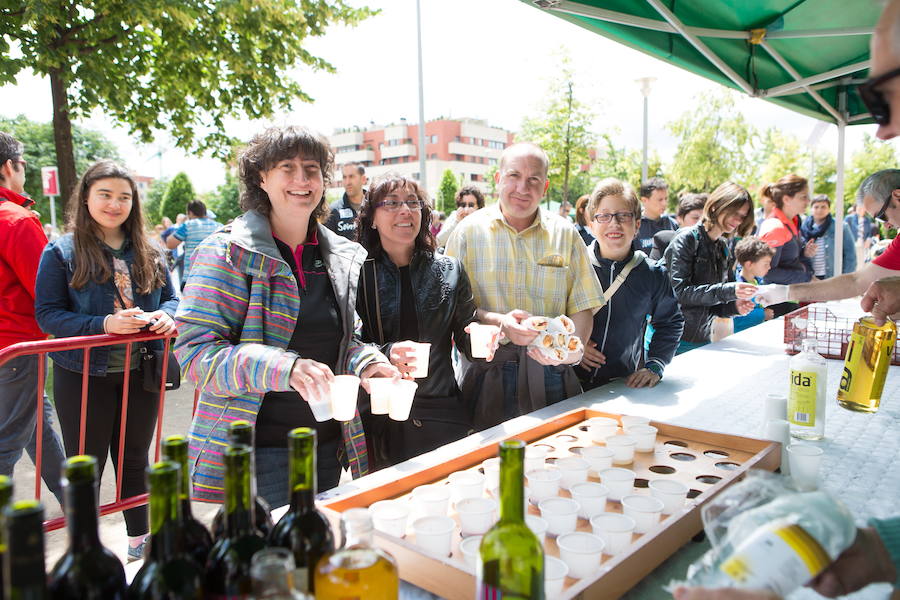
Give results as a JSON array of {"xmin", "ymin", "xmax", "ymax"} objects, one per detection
[
  {"xmin": 0, "ymin": 355, "xmax": 65, "ymax": 505},
  {"xmin": 256, "ymin": 438, "xmax": 342, "ymax": 509},
  {"xmin": 501, "ymin": 361, "xmax": 566, "ymax": 421}
]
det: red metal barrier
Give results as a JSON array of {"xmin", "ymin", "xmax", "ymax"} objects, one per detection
[{"xmin": 0, "ymin": 331, "xmax": 178, "ymax": 531}]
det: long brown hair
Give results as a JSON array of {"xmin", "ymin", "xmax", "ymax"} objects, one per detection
[
  {"xmin": 67, "ymin": 160, "xmax": 165, "ymax": 294},
  {"xmin": 759, "ymin": 174, "xmax": 807, "ymax": 209},
  {"xmin": 356, "ymin": 172, "xmax": 435, "ymax": 256},
  {"xmin": 703, "ymin": 181, "xmax": 755, "ymax": 239}
]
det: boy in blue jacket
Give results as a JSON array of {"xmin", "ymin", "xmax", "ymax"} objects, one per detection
[{"xmin": 733, "ymin": 236, "xmax": 776, "ymax": 333}]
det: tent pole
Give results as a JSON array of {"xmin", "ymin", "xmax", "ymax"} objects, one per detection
[
  {"xmin": 835, "ymin": 87, "xmax": 848, "ymax": 277},
  {"xmin": 760, "ymin": 41, "xmax": 844, "ymax": 123},
  {"xmin": 763, "ymin": 61, "xmax": 870, "ymax": 97}
]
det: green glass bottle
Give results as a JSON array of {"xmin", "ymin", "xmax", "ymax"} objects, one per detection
[
  {"xmin": 4, "ymin": 500, "xmax": 47, "ymax": 600},
  {"xmin": 204, "ymin": 444, "xmax": 267, "ymax": 598},
  {"xmin": 267, "ymin": 428, "xmax": 334, "ymax": 594},
  {"xmin": 47, "ymin": 456, "xmax": 127, "ymax": 599},
  {"xmin": 128, "ymin": 461, "xmax": 204, "ymax": 599},
  {"xmin": 211, "ymin": 421, "xmax": 274, "ymax": 539},
  {"xmin": 0, "ymin": 475, "xmax": 13, "ymax": 596},
  {"xmin": 161, "ymin": 435, "xmax": 213, "ymax": 567},
  {"xmin": 478, "ymin": 439, "xmax": 544, "ymax": 599}
]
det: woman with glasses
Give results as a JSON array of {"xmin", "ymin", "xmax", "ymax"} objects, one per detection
[
  {"xmin": 663, "ymin": 182, "xmax": 757, "ymax": 352},
  {"xmin": 435, "ymin": 185, "xmax": 484, "ymax": 248},
  {"xmin": 172, "ymin": 125, "xmax": 397, "ymax": 509},
  {"xmin": 356, "ymin": 172, "xmax": 479, "ymax": 466},
  {"xmin": 576, "ymin": 178, "xmax": 683, "ymax": 390}
]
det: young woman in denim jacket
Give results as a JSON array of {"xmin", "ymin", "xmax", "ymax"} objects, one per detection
[{"xmin": 35, "ymin": 160, "xmax": 178, "ymax": 560}]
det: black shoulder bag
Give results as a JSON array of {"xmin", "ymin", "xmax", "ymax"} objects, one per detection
[{"xmin": 112, "ymin": 285, "xmax": 181, "ymax": 393}]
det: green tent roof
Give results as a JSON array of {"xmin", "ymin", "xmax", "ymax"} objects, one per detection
[{"xmin": 522, "ymin": 0, "xmax": 881, "ymax": 125}]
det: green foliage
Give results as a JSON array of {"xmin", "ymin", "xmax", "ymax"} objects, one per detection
[
  {"xmin": 844, "ymin": 134, "xmax": 899, "ymax": 210},
  {"xmin": 483, "ymin": 164, "xmax": 499, "ymax": 200},
  {"xmin": 142, "ymin": 177, "xmax": 170, "ymax": 226},
  {"xmin": 160, "ymin": 172, "xmax": 195, "ymax": 223},
  {"xmin": 437, "ymin": 169, "xmax": 459, "ymax": 214},
  {"xmin": 206, "ymin": 171, "xmax": 242, "ymax": 224},
  {"xmin": 0, "ymin": 114, "xmax": 119, "ymax": 223}
]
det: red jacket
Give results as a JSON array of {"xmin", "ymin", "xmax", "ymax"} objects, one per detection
[{"xmin": 0, "ymin": 187, "xmax": 48, "ymax": 349}]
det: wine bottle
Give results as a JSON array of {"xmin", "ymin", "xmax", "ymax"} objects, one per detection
[
  {"xmin": 267, "ymin": 428, "xmax": 334, "ymax": 594},
  {"xmin": 128, "ymin": 460, "xmax": 204, "ymax": 599},
  {"xmin": 204, "ymin": 444, "xmax": 267, "ymax": 598},
  {"xmin": 211, "ymin": 421, "xmax": 274, "ymax": 539},
  {"xmin": 250, "ymin": 548, "xmax": 311, "ymax": 599},
  {"xmin": 314, "ymin": 508, "xmax": 398, "ymax": 600},
  {"xmin": 478, "ymin": 439, "xmax": 544, "ymax": 599},
  {"xmin": 161, "ymin": 435, "xmax": 213, "ymax": 567},
  {"xmin": 4, "ymin": 499, "xmax": 47, "ymax": 600},
  {"xmin": 0, "ymin": 475, "xmax": 13, "ymax": 597},
  {"xmin": 48, "ymin": 455, "xmax": 127, "ymax": 599}
]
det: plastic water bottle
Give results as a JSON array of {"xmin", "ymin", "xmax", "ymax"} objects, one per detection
[{"xmin": 788, "ymin": 339, "xmax": 827, "ymax": 440}]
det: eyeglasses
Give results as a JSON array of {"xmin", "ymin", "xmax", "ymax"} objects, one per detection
[
  {"xmin": 591, "ymin": 212, "xmax": 635, "ymax": 224},
  {"xmin": 375, "ymin": 199, "xmax": 424, "ymax": 211},
  {"xmin": 860, "ymin": 66, "xmax": 900, "ymax": 127},
  {"xmin": 874, "ymin": 191, "xmax": 897, "ymax": 222},
  {"xmin": 457, "ymin": 202, "xmax": 476, "ymax": 208},
  {"xmin": 12, "ymin": 159, "xmax": 26, "ymax": 170}
]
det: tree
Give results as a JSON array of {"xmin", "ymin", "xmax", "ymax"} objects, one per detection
[
  {"xmin": 0, "ymin": 1, "xmax": 377, "ymax": 209},
  {"xmin": 142, "ymin": 177, "xmax": 170, "ymax": 227},
  {"xmin": 206, "ymin": 171, "xmax": 241, "ymax": 225},
  {"xmin": 0, "ymin": 114, "xmax": 119, "ymax": 225},
  {"xmin": 437, "ymin": 169, "xmax": 458, "ymax": 214},
  {"xmin": 160, "ymin": 172, "xmax": 194, "ymax": 223},
  {"xmin": 845, "ymin": 134, "xmax": 899, "ymax": 210}
]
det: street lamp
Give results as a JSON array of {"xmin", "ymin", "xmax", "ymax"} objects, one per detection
[{"xmin": 635, "ymin": 77, "xmax": 656, "ymax": 184}]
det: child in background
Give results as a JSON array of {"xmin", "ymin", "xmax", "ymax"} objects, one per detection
[{"xmin": 733, "ymin": 236, "xmax": 776, "ymax": 333}]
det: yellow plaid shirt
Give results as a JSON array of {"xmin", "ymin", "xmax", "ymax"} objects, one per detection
[{"xmin": 445, "ymin": 204, "xmax": 605, "ymax": 317}]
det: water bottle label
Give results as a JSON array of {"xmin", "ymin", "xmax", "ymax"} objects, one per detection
[{"xmin": 788, "ymin": 370, "xmax": 818, "ymax": 427}]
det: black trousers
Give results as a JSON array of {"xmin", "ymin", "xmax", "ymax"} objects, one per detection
[{"xmin": 53, "ymin": 364, "xmax": 159, "ymax": 536}]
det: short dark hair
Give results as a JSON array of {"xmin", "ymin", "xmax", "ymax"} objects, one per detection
[
  {"xmin": 640, "ymin": 177, "xmax": 668, "ymax": 199},
  {"xmin": 734, "ymin": 236, "xmax": 775, "ymax": 264},
  {"xmin": 0, "ymin": 132, "xmax": 23, "ymax": 185},
  {"xmin": 238, "ymin": 125, "xmax": 334, "ymax": 221},
  {"xmin": 187, "ymin": 199, "xmax": 207, "ymax": 217},
  {"xmin": 810, "ymin": 194, "xmax": 831, "ymax": 207},
  {"xmin": 677, "ymin": 193, "xmax": 707, "ymax": 218},
  {"xmin": 356, "ymin": 172, "xmax": 435, "ymax": 256},
  {"xmin": 455, "ymin": 185, "xmax": 485, "ymax": 209},
  {"xmin": 341, "ymin": 162, "xmax": 365, "ymax": 176}
]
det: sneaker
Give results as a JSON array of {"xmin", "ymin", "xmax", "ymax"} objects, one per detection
[{"xmin": 126, "ymin": 538, "xmax": 147, "ymax": 563}]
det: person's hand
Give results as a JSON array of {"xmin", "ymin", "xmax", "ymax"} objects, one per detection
[
  {"xmin": 463, "ymin": 323, "xmax": 503, "ymax": 362},
  {"xmin": 389, "ymin": 340, "xmax": 424, "ymax": 379},
  {"xmin": 754, "ymin": 284, "xmax": 790, "ymax": 307},
  {"xmin": 809, "ymin": 526, "xmax": 897, "ymax": 597},
  {"xmin": 736, "ymin": 299, "xmax": 755, "ymax": 316},
  {"xmin": 860, "ymin": 276, "xmax": 900, "ymax": 326},
  {"xmin": 289, "ymin": 359, "xmax": 334, "ymax": 404},
  {"xmin": 804, "ymin": 240, "xmax": 818, "ymax": 258},
  {"xmin": 499, "ymin": 309, "xmax": 539, "ymax": 346},
  {"xmin": 734, "ymin": 282, "xmax": 758, "ymax": 300},
  {"xmin": 104, "ymin": 307, "xmax": 147, "ymax": 335},
  {"xmin": 143, "ymin": 310, "xmax": 176, "ymax": 335},
  {"xmin": 359, "ymin": 361, "xmax": 401, "ymax": 393},
  {"xmin": 764, "ymin": 308, "xmax": 775, "ymax": 321},
  {"xmin": 579, "ymin": 339, "xmax": 606, "ymax": 369},
  {"xmin": 458, "ymin": 206, "xmax": 475, "ymax": 220},
  {"xmin": 526, "ymin": 346, "xmax": 564, "ymax": 366},
  {"xmin": 625, "ymin": 368, "xmax": 660, "ymax": 388},
  {"xmin": 672, "ymin": 587, "xmax": 779, "ymax": 600}
]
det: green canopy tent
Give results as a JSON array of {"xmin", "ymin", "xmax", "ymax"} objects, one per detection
[{"xmin": 522, "ymin": 0, "xmax": 884, "ymax": 273}]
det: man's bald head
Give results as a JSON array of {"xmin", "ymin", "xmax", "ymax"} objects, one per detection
[{"xmin": 499, "ymin": 143, "xmax": 550, "ymax": 179}]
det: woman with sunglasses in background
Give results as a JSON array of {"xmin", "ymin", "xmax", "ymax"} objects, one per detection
[
  {"xmin": 435, "ymin": 185, "xmax": 484, "ymax": 248},
  {"xmin": 356, "ymin": 172, "xmax": 479, "ymax": 466}
]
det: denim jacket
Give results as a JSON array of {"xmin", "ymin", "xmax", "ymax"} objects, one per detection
[{"xmin": 34, "ymin": 233, "xmax": 179, "ymax": 375}]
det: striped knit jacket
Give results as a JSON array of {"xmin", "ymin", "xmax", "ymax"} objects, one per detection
[{"xmin": 173, "ymin": 209, "xmax": 387, "ymax": 502}]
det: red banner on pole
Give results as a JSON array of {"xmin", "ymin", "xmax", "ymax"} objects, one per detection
[{"xmin": 41, "ymin": 166, "xmax": 59, "ymax": 196}]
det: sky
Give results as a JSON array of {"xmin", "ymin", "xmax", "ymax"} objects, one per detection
[{"xmin": 2, "ymin": 0, "xmax": 897, "ymax": 193}]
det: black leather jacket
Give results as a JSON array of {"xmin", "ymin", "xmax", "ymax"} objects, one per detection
[
  {"xmin": 663, "ymin": 223, "xmax": 740, "ymax": 344},
  {"xmin": 357, "ymin": 250, "xmax": 477, "ymax": 424}
]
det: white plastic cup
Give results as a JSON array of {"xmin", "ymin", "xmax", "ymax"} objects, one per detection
[
  {"xmin": 481, "ymin": 458, "xmax": 500, "ymax": 491},
  {"xmin": 581, "ymin": 446, "xmax": 615, "ymax": 474},
  {"xmin": 330, "ymin": 375, "xmax": 360, "ymax": 421},
  {"xmin": 544, "ymin": 556, "xmax": 569, "ymax": 596},
  {"xmin": 648, "ymin": 479, "xmax": 689, "ymax": 515},
  {"xmin": 412, "ymin": 515, "xmax": 455, "ymax": 557},
  {"xmin": 764, "ymin": 418, "xmax": 792, "ymax": 476},
  {"xmin": 626, "ymin": 425, "xmax": 658, "ymax": 453},
  {"xmin": 448, "ymin": 471, "xmax": 485, "ymax": 505},
  {"xmin": 525, "ymin": 515, "xmax": 548, "ymax": 544},
  {"xmin": 538, "ymin": 497, "xmax": 580, "ymax": 537},
  {"xmin": 787, "ymin": 443, "xmax": 824, "ymax": 492},
  {"xmin": 388, "ymin": 379, "xmax": 418, "ymax": 421},
  {"xmin": 764, "ymin": 393, "xmax": 788, "ymax": 423},
  {"xmin": 590, "ymin": 512, "xmax": 636, "ymax": 555},
  {"xmin": 587, "ymin": 417, "xmax": 619, "ymax": 443},
  {"xmin": 412, "ymin": 484, "xmax": 450, "ymax": 518},
  {"xmin": 570, "ymin": 482, "xmax": 609, "ymax": 519},
  {"xmin": 468, "ymin": 323, "xmax": 498, "ymax": 359},
  {"xmin": 525, "ymin": 468, "xmax": 561, "ymax": 504},
  {"xmin": 620, "ymin": 415, "xmax": 650, "ymax": 429},
  {"xmin": 555, "ymin": 456, "xmax": 590, "ymax": 490},
  {"xmin": 621, "ymin": 495, "xmax": 664, "ymax": 534},
  {"xmin": 524, "ymin": 446, "xmax": 548, "ymax": 473},
  {"xmin": 456, "ymin": 497, "xmax": 497, "ymax": 536},
  {"xmin": 556, "ymin": 532, "xmax": 605, "ymax": 579},
  {"xmin": 307, "ymin": 397, "xmax": 334, "ymax": 422},
  {"xmin": 367, "ymin": 377, "xmax": 393, "ymax": 415},
  {"xmin": 458, "ymin": 535, "xmax": 482, "ymax": 569},
  {"xmin": 369, "ymin": 500, "xmax": 410, "ymax": 538},
  {"xmin": 407, "ymin": 342, "xmax": 432, "ymax": 378},
  {"xmin": 598, "ymin": 468, "xmax": 635, "ymax": 502},
  {"xmin": 605, "ymin": 435, "xmax": 637, "ymax": 465}
]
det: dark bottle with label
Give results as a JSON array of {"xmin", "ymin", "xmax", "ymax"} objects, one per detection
[
  {"xmin": 48, "ymin": 455, "xmax": 127, "ymax": 599},
  {"xmin": 204, "ymin": 444, "xmax": 267, "ymax": 598},
  {"xmin": 128, "ymin": 460, "xmax": 204, "ymax": 599},
  {"xmin": 211, "ymin": 421, "xmax": 274, "ymax": 539},
  {"xmin": 161, "ymin": 435, "xmax": 213, "ymax": 567},
  {"xmin": 267, "ymin": 428, "xmax": 334, "ymax": 594},
  {"xmin": 4, "ymin": 500, "xmax": 47, "ymax": 600}
]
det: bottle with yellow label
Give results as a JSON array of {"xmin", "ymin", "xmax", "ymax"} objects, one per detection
[
  {"xmin": 788, "ymin": 339, "xmax": 827, "ymax": 440},
  {"xmin": 837, "ymin": 317, "xmax": 896, "ymax": 413}
]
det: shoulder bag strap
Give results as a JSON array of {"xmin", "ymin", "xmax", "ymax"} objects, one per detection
[
  {"xmin": 362, "ymin": 259, "xmax": 385, "ymax": 345},
  {"xmin": 603, "ymin": 251, "xmax": 644, "ymax": 303}
]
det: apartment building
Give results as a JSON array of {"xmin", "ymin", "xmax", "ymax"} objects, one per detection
[{"xmin": 327, "ymin": 118, "xmax": 514, "ymax": 200}]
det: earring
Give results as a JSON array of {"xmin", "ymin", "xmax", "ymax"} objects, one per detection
[{"xmin": 371, "ymin": 224, "xmax": 376, "ymax": 229}]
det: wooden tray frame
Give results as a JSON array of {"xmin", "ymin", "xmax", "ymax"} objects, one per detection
[{"xmin": 320, "ymin": 408, "xmax": 780, "ymax": 599}]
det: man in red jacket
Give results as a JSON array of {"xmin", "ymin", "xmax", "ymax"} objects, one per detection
[{"xmin": 0, "ymin": 132, "xmax": 64, "ymax": 505}]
